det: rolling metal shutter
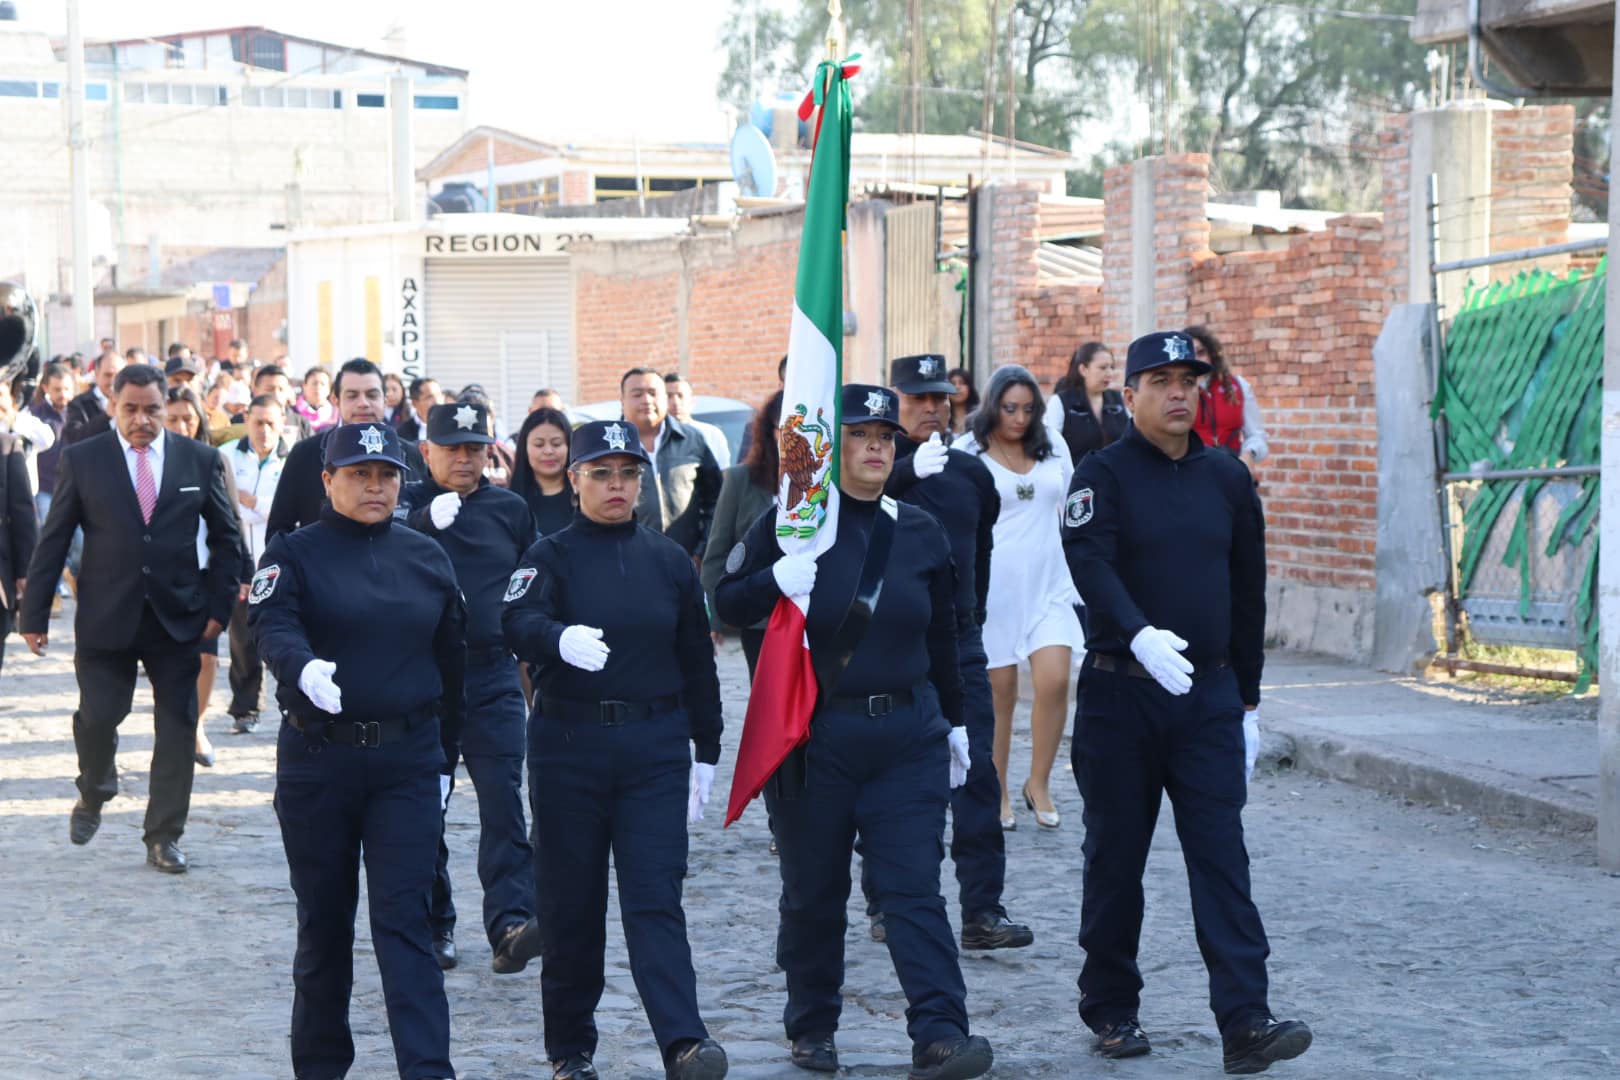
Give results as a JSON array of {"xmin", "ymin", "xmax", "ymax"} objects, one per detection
[{"xmin": 422, "ymin": 256, "xmax": 574, "ymax": 435}]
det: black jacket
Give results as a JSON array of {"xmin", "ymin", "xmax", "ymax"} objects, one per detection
[
  {"xmin": 265, "ymin": 426, "xmax": 427, "ymax": 539},
  {"xmin": 249, "ymin": 505, "xmax": 467, "ymax": 772},
  {"xmin": 716, "ymin": 494, "xmax": 965, "ymax": 726},
  {"xmin": 1061, "ymin": 424, "xmax": 1266, "ymax": 706},
  {"xmin": 633, "ymin": 417, "xmax": 722, "ymax": 556},
  {"xmin": 62, "ymin": 389, "xmax": 110, "ymax": 446},
  {"xmin": 0, "ymin": 433, "xmax": 38, "ymax": 614},
  {"xmin": 20, "ymin": 430, "xmax": 241, "ymax": 649},
  {"xmin": 400, "ymin": 478, "xmax": 536, "ymax": 653},
  {"xmin": 502, "ymin": 513, "xmax": 724, "ymax": 764},
  {"xmin": 884, "ymin": 434, "xmax": 999, "ymax": 628},
  {"xmin": 1054, "ymin": 387, "xmax": 1128, "ymax": 465}
]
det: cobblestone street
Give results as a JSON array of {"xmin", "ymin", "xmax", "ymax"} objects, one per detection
[{"xmin": 2, "ymin": 628, "xmax": 1617, "ymax": 1079}]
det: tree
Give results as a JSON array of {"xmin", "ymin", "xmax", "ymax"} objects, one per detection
[{"xmin": 717, "ymin": 1, "xmax": 1428, "ymax": 209}]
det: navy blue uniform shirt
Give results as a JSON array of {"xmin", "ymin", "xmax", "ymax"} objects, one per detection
[
  {"xmin": 715, "ymin": 493, "xmax": 965, "ymax": 726},
  {"xmin": 1061, "ymin": 424, "xmax": 1266, "ymax": 705},
  {"xmin": 248, "ymin": 505, "xmax": 468, "ymax": 770},
  {"xmin": 265, "ymin": 428, "xmax": 427, "ymax": 539},
  {"xmin": 400, "ymin": 477, "xmax": 536, "ymax": 652},
  {"xmin": 884, "ymin": 434, "xmax": 999, "ymax": 628},
  {"xmin": 501, "ymin": 513, "xmax": 724, "ymax": 764}
]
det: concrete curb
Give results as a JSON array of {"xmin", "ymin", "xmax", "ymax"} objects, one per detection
[{"xmin": 1267, "ymin": 717, "xmax": 1597, "ymax": 835}]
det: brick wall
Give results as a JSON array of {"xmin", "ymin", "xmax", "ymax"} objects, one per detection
[
  {"xmin": 572, "ymin": 209, "xmax": 801, "ymax": 406},
  {"xmin": 1016, "ymin": 281, "xmax": 1104, "ymax": 389},
  {"xmin": 1187, "ymin": 216, "xmax": 1386, "ymax": 592},
  {"xmin": 1488, "ymin": 105, "xmax": 1575, "ymax": 277},
  {"xmin": 1151, "ymin": 154, "xmax": 1213, "ymax": 329},
  {"xmin": 561, "ymin": 170, "xmax": 594, "ymax": 207},
  {"xmin": 1379, "ymin": 113, "xmax": 1411, "ymax": 309},
  {"xmin": 1100, "ymin": 162, "xmax": 1134, "ymax": 350},
  {"xmin": 984, "ymin": 182, "xmax": 1043, "ymax": 370}
]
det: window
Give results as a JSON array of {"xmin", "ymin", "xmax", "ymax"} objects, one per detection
[
  {"xmin": 42, "ymin": 81, "xmax": 59, "ymax": 98},
  {"xmin": 285, "ymin": 86, "xmax": 308, "ymax": 109},
  {"xmin": 498, "ymin": 178, "xmax": 560, "ymax": 215},
  {"xmin": 215, "ymin": 86, "xmax": 229, "ymax": 106},
  {"xmin": 413, "ymin": 94, "xmax": 459, "ymax": 111},
  {"xmin": 262, "ymin": 86, "xmax": 285, "ymax": 108},
  {"xmin": 147, "ymin": 83, "xmax": 170, "ymax": 105},
  {"xmin": 0, "ymin": 80, "xmax": 37, "ymax": 98},
  {"xmin": 357, "ymin": 92, "xmax": 385, "ymax": 108},
  {"xmin": 250, "ymin": 33, "xmax": 286, "ymax": 72},
  {"xmin": 241, "ymin": 85, "xmax": 261, "ymax": 107},
  {"xmin": 164, "ymin": 39, "xmax": 186, "ymax": 69},
  {"xmin": 169, "ymin": 83, "xmax": 194, "ymax": 106},
  {"xmin": 330, "ymin": 89, "xmax": 342, "ymax": 109},
  {"xmin": 86, "ymin": 83, "xmax": 108, "ymax": 102}
]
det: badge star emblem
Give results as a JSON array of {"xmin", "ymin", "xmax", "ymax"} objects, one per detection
[
  {"xmin": 454, "ymin": 404, "xmax": 478, "ymax": 430},
  {"xmin": 603, "ymin": 423, "xmax": 628, "ymax": 451},
  {"xmin": 358, "ymin": 425, "xmax": 386, "ymax": 455},
  {"xmin": 865, "ymin": 391, "xmax": 889, "ymax": 416},
  {"xmin": 918, "ymin": 357, "xmax": 938, "ymax": 377},
  {"xmin": 1163, "ymin": 335, "xmax": 1191, "ymax": 362}
]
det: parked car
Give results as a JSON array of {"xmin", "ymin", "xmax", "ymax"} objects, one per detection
[{"xmin": 569, "ymin": 395, "xmax": 754, "ymax": 467}]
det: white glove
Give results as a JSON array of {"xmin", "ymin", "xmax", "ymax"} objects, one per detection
[
  {"xmin": 947, "ymin": 726, "xmax": 971, "ymax": 789},
  {"xmin": 772, "ymin": 553, "xmax": 818, "ymax": 599},
  {"xmin": 429, "ymin": 491, "xmax": 462, "ymax": 530},
  {"xmin": 912, "ymin": 432, "xmax": 949, "ymax": 479},
  {"xmin": 1243, "ymin": 710, "xmax": 1260, "ymax": 783},
  {"xmin": 1129, "ymin": 626, "xmax": 1194, "ymax": 696},
  {"xmin": 688, "ymin": 761, "xmax": 715, "ymax": 823},
  {"xmin": 298, "ymin": 658, "xmax": 342, "ymax": 714},
  {"xmin": 439, "ymin": 774, "xmax": 452, "ymax": 812},
  {"xmin": 559, "ymin": 625, "xmax": 610, "ymax": 672}
]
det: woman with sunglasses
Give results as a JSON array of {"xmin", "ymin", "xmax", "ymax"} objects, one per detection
[{"xmin": 503, "ymin": 419, "xmax": 728, "ymax": 1080}]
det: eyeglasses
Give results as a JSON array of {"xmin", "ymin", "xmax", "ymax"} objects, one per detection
[{"xmin": 576, "ymin": 464, "xmax": 644, "ymax": 483}]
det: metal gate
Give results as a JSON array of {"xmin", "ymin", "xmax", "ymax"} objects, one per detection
[{"xmin": 1430, "ymin": 194, "xmax": 1605, "ymax": 686}]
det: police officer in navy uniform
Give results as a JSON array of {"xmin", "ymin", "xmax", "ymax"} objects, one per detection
[
  {"xmin": 1061, "ymin": 331, "xmax": 1311, "ymax": 1075},
  {"xmin": 716, "ymin": 385, "xmax": 993, "ymax": 1080},
  {"xmin": 250, "ymin": 422, "xmax": 467, "ymax": 1080},
  {"xmin": 862, "ymin": 354, "xmax": 1032, "ymax": 951},
  {"xmin": 503, "ymin": 419, "xmax": 728, "ymax": 1080},
  {"xmin": 400, "ymin": 400, "xmax": 540, "ymax": 975}
]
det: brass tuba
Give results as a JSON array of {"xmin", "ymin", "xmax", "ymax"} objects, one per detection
[{"xmin": 0, "ymin": 280, "xmax": 40, "ymax": 388}]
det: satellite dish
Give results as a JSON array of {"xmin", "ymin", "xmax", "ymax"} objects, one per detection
[{"xmin": 729, "ymin": 123, "xmax": 777, "ymax": 198}]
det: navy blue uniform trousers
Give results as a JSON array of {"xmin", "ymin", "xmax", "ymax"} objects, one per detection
[
  {"xmin": 431, "ymin": 656, "xmax": 534, "ymax": 947},
  {"xmin": 767, "ymin": 696, "xmax": 969, "ymax": 1051},
  {"xmin": 529, "ymin": 707, "xmax": 708, "ymax": 1062},
  {"xmin": 274, "ymin": 717, "xmax": 452, "ymax": 1080},
  {"xmin": 1072, "ymin": 665, "xmax": 1270, "ymax": 1037},
  {"xmin": 862, "ymin": 626, "xmax": 1006, "ymax": 922}
]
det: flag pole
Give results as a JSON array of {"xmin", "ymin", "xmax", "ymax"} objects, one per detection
[{"xmin": 825, "ymin": 0, "xmax": 845, "ymax": 63}]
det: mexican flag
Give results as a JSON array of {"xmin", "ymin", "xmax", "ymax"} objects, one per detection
[{"xmin": 724, "ymin": 58, "xmax": 855, "ymax": 826}]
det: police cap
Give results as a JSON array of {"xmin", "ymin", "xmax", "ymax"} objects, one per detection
[
  {"xmin": 840, "ymin": 384, "xmax": 904, "ymax": 430},
  {"xmin": 889, "ymin": 353, "xmax": 955, "ymax": 395},
  {"xmin": 1125, "ymin": 330, "xmax": 1211, "ymax": 381},
  {"xmin": 425, "ymin": 401, "xmax": 495, "ymax": 446},
  {"xmin": 164, "ymin": 355, "xmax": 200, "ymax": 379},
  {"xmin": 570, "ymin": 419, "xmax": 651, "ymax": 466},
  {"xmin": 323, "ymin": 422, "xmax": 411, "ymax": 472}
]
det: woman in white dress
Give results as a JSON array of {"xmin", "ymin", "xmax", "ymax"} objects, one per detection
[{"xmin": 956, "ymin": 365, "xmax": 1084, "ymax": 830}]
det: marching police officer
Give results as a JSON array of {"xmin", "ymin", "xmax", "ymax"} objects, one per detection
[
  {"xmin": 249, "ymin": 422, "xmax": 467, "ymax": 1080},
  {"xmin": 871, "ymin": 354, "xmax": 1033, "ymax": 951},
  {"xmin": 1061, "ymin": 331, "xmax": 1311, "ymax": 1074},
  {"xmin": 503, "ymin": 419, "xmax": 728, "ymax": 1080},
  {"xmin": 400, "ymin": 400, "xmax": 540, "ymax": 975},
  {"xmin": 716, "ymin": 385, "xmax": 993, "ymax": 1080}
]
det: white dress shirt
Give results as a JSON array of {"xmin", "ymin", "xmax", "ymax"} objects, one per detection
[{"xmin": 115, "ymin": 426, "xmax": 167, "ymax": 495}]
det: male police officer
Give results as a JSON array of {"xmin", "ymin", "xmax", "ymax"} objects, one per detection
[
  {"xmin": 1061, "ymin": 331, "xmax": 1310, "ymax": 1075},
  {"xmin": 869, "ymin": 353, "xmax": 1032, "ymax": 951},
  {"xmin": 401, "ymin": 400, "xmax": 540, "ymax": 975}
]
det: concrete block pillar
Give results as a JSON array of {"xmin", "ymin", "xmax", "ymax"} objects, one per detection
[{"xmin": 1406, "ymin": 106, "xmax": 1492, "ymax": 318}]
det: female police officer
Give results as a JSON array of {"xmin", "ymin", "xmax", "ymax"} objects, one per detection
[
  {"xmin": 502, "ymin": 419, "xmax": 728, "ymax": 1080},
  {"xmin": 716, "ymin": 385, "xmax": 993, "ymax": 1080},
  {"xmin": 249, "ymin": 421, "xmax": 467, "ymax": 1080}
]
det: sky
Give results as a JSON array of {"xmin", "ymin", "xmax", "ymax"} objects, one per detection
[{"xmin": 36, "ymin": 0, "xmax": 742, "ymax": 142}]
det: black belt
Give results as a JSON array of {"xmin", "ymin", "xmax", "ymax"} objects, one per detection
[
  {"xmin": 1087, "ymin": 653, "xmax": 1228, "ymax": 680},
  {"xmin": 288, "ymin": 706, "xmax": 435, "ymax": 748},
  {"xmin": 540, "ymin": 694, "xmax": 681, "ymax": 726},
  {"xmin": 821, "ymin": 684, "xmax": 920, "ymax": 718}
]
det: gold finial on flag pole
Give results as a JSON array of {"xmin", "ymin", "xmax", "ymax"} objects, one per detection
[{"xmin": 825, "ymin": 0, "xmax": 845, "ymax": 63}]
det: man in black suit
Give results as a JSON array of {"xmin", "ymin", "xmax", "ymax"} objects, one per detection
[
  {"xmin": 266, "ymin": 358, "xmax": 426, "ymax": 538},
  {"xmin": 19, "ymin": 363, "xmax": 241, "ymax": 874},
  {"xmin": 396, "ymin": 375, "xmax": 444, "ymax": 442},
  {"xmin": 62, "ymin": 348, "xmax": 122, "ymax": 445},
  {"xmin": 0, "ymin": 428, "xmax": 39, "ymax": 681}
]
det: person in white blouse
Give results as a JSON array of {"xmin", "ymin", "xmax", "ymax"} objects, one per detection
[
  {"xmin": 0, "ymin": 378, "xmax": 55, "ymax": 496},
  {"xmin": 224, "ymin": 394, "xmax": 289, "ymax": 733},
  {"xmin": 955, "ymin": 365, "xmax": 1084, "ymax": 831},
  {"xmin": 1184, "ymin": 326, "xmax": 1269, "ymax": 472}
]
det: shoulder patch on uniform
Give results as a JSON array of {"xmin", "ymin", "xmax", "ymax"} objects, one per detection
[
  {"xmin": 879, "ymin": 494, "xmax": 899, "ymax": 519},
  {"xmin": 1064, "ymin": 488, "xmax": 1094, "ymax": 528},
  {"xmin": 248, "ymin": 564, "xmax": 281, "ymax": 605},
  {"xmin": 504, "ymin": 567, "xmax": 538, "ymax": 602},
  {"xmin": 725, "ymin": 542, "xmax": 747, "ymax": 574}
]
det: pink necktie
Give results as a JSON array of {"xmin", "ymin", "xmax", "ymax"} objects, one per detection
[{"xmin": 134, "ymin": 446, "xmax": 157, "ymax": 524}]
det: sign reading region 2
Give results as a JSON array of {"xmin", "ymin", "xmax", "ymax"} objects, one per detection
[{"xmin": 423, "ymin": 233, "xmax": 590, "ymax": 256}]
